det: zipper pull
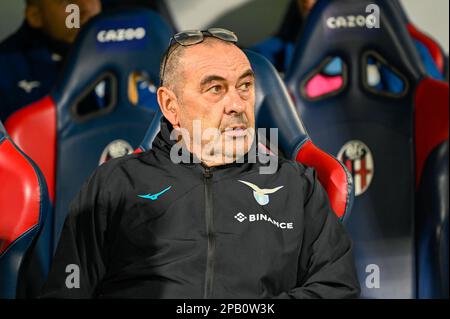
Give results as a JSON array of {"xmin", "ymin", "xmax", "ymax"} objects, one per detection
[{"xmin": 204, "ymin": 167, "xmax": 212, "ymax": 179}]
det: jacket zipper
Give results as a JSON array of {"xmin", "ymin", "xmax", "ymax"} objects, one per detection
[{"xmin": 203, "ymin": 167, "xmax": 215, "ymax": 299}]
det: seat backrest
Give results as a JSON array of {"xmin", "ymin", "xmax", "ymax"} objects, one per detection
[
  {"xmin": 416, "ymin": 140, "xmax": 449, "ymax": 298},
  {"xmin": 6, "ymin": 9, "xmax": 174, "ymax": 249},
  {"xmin": 285, "ymin": 0, "xmax": 449, "ymax": 298},
  {"xmin": 0, "ymin": 121, "xmax": 52, "ymax": 298},
  {"xmin": 137, "ymin": 50, "xmax": 354, "ymax": 221}
]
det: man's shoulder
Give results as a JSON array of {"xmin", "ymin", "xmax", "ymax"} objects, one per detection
[
  {"xmin": 0, "ymin": 33, "xmax": 25, "ymax": 77},
  {"xmin": 277, "ymin": 156, "xmax": 315, "ymax": 178},
  {"xmin": 0, "ymin": 24, "xmax": 38, "ymax": 86},
  {"xmin": 0, "ymin": 32, "xmax": 20, "ymax": 53},
  {"xmin": 94, "ymin": 150, "xmax": 157, "ymax": 180},
  {"xmin": 0, "ymin": 23, "xmax": 50, "ymax": 65},
  {"xmin": 0, "ymin": 23, "xmax": 30, "ymax": 53},
  {"xmin": 273, "ymin": 156, "xmax": 318, "ymax": 190}
]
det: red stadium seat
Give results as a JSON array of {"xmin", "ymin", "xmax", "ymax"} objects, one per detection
[{"xmin": 0, "ymin": 121, "xmax": 52, "ymax": 298}]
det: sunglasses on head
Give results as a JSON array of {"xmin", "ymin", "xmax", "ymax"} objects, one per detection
[{"xmin": 160, "ymin": 28, "xmax": 239, "ymax": 87}]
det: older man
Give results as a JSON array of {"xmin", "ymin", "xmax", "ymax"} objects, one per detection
[{"xmin": 41, "ymin": 29, "xmax": 360, "ymax": 299}]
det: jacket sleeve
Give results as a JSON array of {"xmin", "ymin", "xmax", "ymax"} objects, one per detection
[
  {"xmin": 274, "ymin": 167, "xmax": 361, "ymax": 299},
  {"xmin": 39, "ymin": 165, "xmax": 113, "ymax": 299}
]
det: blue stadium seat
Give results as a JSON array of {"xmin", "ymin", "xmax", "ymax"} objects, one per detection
[{"xmin": 285, "ymin": 0, "xmax": 449, "ymax": 298}]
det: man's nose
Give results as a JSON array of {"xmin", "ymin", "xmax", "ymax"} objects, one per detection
[{"xmin": 224, "ymin": 89, "xmax": 246, "ymax": 114}]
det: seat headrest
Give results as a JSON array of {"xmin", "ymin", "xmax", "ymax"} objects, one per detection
[
  {"xmin": 391, "ymin": 0, "xmax": 409, "ymax": 23},
  {"xmin": 249, "ymin": 50, "xmax": 310, "ymax": 157},
  {"xmin": 286, "ymin": 0, "xmax": 426, "ymax": 82},
  {"xmin": 52, "ymin": 8, "xmax": 173, "ymax": 120}
]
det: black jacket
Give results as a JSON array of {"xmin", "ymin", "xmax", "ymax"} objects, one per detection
[{"xmin": 41, "ymin": 118, "xmax": 360, "ymax": 299}]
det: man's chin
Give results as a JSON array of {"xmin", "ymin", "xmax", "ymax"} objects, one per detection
[
  {"xmin": 200, "ymin": 140, "xmax": 251, "ymax": 165},
  {"xmin": 223, "ymin": 136, "xmax": 255, "ymax": 160},
  {"xmin": 197, "ymin": 128, "xmax": 256, "ymax": 165}
]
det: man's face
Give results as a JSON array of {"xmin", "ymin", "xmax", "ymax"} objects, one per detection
[
  {"xmin": 171, "ymin": 41, "xmax": 256, "ymax": 165},
  {"xmin": 28, "ymin": 0, "xmax": 102, "ymax": 44},
  {"xmin": 297, "ymin": 0, "xmax": 317, "ymax": 18}
]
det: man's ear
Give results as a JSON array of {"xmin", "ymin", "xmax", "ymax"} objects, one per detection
[
  {"xmin": 157, "ymin": 86, "xmax": 181, "ymax": 128},
  {"xmin": 25, "ymin": 4, "xmax": 43, "ymax": 29}
]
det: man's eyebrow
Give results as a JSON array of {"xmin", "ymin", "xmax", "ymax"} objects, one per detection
[
  {"xmin": 200, "ymin": 75, "xmax": 227, "ymax": 87},
  {"xmin": 238, "ymin": 69, "xmax": 255, "ymax": 81},
  {"xmin": 199, "ymin": 69, "xmax": 255, "ymax": 87}
]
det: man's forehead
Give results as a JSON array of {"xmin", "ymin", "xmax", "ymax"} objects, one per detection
[{"xmin": 182, "ymin": 42, "xmax": 252, "ymax": 78}]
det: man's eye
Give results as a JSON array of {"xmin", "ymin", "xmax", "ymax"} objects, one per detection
[
  {"xmin": 208, "ymin": 86, "xmax": 223, "ymax": 94},
  {"xmin": 239, "ymin": 82, "xmax": 252, "ymax": 91}
]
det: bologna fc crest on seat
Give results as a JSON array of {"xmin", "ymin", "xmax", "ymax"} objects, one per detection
[
  {"xmin": 337, "ymin": 140, "xmax": 374, "ymax": 196},
  {"xmin": 99, "ymin": 139, "xmax": 133, "ymax": 165}
]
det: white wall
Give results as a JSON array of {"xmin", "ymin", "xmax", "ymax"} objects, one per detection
[
  {"xmin": 166, "ymin": 0, "xmax": 450, "ymax": 52},
  {"xmin": 165, "ymin": 0, "xmax": 252, "ymax": 30},
  {"xmin": 0, "ymin": 0, "xmax": 25, "ymax": 42},
  {"xmin": 0, "ymin": 0, "xmax": 449, "ymax": 52},
  {"xmin": 401, "ymin": 0, "xmax": 449, "ymax": 53}
]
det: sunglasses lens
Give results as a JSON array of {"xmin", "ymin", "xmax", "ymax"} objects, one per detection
[
  {"xmin": 207, "ymin": 28, "xmax": 238, "ymax": 43},
  {"xmin": 174, "ymin": 30, "xmax": 204, "ymax": 46}
]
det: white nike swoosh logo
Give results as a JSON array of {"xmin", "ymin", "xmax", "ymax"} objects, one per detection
[{"xmin": 18, "ymin": 80, "xmax": 41, "ymax": 93}]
